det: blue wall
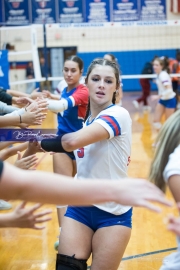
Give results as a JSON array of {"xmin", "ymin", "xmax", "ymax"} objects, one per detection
[{"xmin": 78, "ymin": 49, "xmax": 177, "ymax": 91}]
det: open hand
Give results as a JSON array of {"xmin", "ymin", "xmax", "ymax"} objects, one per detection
[
  {"xmin": 8, "ymin": 202, "xmax": 52, "ymax": 229},
  {"xmin": 14, "ymin": 151, "xmax": 38, "ymax": 170}
]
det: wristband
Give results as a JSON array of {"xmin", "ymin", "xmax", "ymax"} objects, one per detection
[{"xmin": 41, "ymin": 135, "xmax": 70, "ymax": 153}]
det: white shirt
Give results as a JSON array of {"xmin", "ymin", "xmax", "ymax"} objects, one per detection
[
  {"xmin": 74, "ymin": 105, "xmax": 132, "ymax": 215},
  {"xmin": 156, "ymin": 71, "xmax": 176, "ymax": 100},
  {"xmin": 161, "ymin": 144, "xmax": 180, "ymax": 270},
  {"xmin": 163, "ymin": 145, "xmax": 180, "ymax": 183}
]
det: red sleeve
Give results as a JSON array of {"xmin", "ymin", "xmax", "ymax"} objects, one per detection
[{"xmin": 72, "ymin": 85, "xmax": 89, "ymax": 106}]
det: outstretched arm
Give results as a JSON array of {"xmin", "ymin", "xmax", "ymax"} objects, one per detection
[
  {"xmin": 0, "ymin": 142, "xmax": 28, "ymax": 160},
  {"xmin": 47, "ymin": 85, "xmax": 88, "ymax": 113},
  {"xmin": 41, "ymin": 122, "xmax": 109, "ymax": 153},
  {"xmin": 0, "ymin": 161, "xmax": 171, "ymax": 212}
]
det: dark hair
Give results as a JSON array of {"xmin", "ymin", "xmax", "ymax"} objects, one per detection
[
  {"xmin": 153, "ymin": 56, "xmax": 170, "ymax": 73},
  {"xmin": 65, "ymin": 55, "xmax": 83, "ymax": 71},
  {"xmin": 84, "ymin": 58, "xmax": 120, "ymax": 121}
]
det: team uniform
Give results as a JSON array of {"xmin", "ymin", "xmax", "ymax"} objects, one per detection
[
  {"xmin": 65, "ymin": 105, "xmax": 132, "ymax": 230},
  {"xmin": 156, "ymin": 71, "xmax": 176, "ymax": 108},
  {"xmin": 160, "ymin": 145, "xmax": 180, "ymax": 270},
  {"xmin": 56, "ymin": 84, "xmax": 89, "ymax": 160}
]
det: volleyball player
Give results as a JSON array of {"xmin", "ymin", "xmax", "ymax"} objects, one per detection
[
  {"xmin": 149, "ymin": 110, "xmax": 180, "ymax": 270},
  {"xmin": 153, "ymin": 57, "xmax": 176, "ymax": 131},
  {"xmin": 40, "ymin": 58, "xmax": 137, "ymax": 270}
]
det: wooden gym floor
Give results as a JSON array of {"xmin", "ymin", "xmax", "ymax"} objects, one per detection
[{"xmin": 0, "ymin": 92, "xmax": 178, "ymax": 270}]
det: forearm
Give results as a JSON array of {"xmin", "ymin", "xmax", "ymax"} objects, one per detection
[
  {"xmin": 0, "ymin": 115, "xmax": 21, "ymax": 127},
  {"xmin": 0, "ymin": 162, "xmax": 115, "ymax": 205},
  {"xmin": 0, "ymin": 141, "xmax": 18, "ymax": 151},
  {"xmin": 0, "ymin": 213, "xmax": 16, "ymax": 228},
  {"xmin": 0, "ymin": 102, "xmax": 18, "ymax": 114},
  {"xmin": 0, "ymin": 142, "xmax": 28, "ymax": 160},
  {"xmin": 7, "ymin": 90, "xmax": 29, "ymax": 98},
  {"xmin": 49, "ymin": 93, "xmax": 60, "ymax": 100},
  {"xmin": 41, "ymin": 123, "xmax": 109, "ymax": 153}
]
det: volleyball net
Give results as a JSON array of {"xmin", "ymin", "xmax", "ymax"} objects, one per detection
[{"xmin": 1, "ymin": 21, "xmax": 180, "ymax": 92}]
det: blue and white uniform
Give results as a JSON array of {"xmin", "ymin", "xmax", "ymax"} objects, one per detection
[
  {"xmin": 160, "ymin": 145, "xmax": 180, "ymax": 270},
  {"xmin": 156, "ymin": 71, "xmax": 176, "ymax": 108},
  {"xmin": 65, "ymin": 105, "xmax": 132, "ymax": 231}
]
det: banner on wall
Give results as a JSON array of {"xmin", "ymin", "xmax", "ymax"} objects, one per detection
[
  {"xmin": 4, "ymin": 0, "xmax": 30, "ymax": 25},
  {"xmin": 140, "ymin": 0, "xmax": 166, "ymax": 21},
  {"xmin": 85, "ymin": 0, "xmax": 111, "ymax": 22},
  {"xmin": 58, "ymin": 0, "xmax": 84, "ymax": 23},
  {"xmin": 170, "ymin": 0, "xmax": 180, "ymax": 13},
  {"xmin": 0, "ymin": 0, "xmax": 168, "ymax": 25},
  {"xmin": 0, "ymin": 2, "xmax": 3, "ymax": 24},
  {"xmin": 0, "ymin": 50, "xmax": 9, "ymax": 89},
  {"xmin": 31, "ymin": 0, "xmax": 56, "ymax": 24},
  {"xmin": 112, "ymin": 0, "xmax": 139, "ymax": 21}
]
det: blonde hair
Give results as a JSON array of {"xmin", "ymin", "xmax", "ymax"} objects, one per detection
[{"xmin": 149, "ymin": 110, "xmax": 180, "ymax": 192}]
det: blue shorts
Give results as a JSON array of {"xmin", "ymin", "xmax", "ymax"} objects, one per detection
[
  {"xmin": 65, "ymin": 206, "xmax": 132, "ymax": 231},
  {"xmin": 65, "ymin": 151, "xmax": 75, "ymax": 160},
  {"xmin": 159, "ymin": 97, "xmax": 177, "ymax": 108}
]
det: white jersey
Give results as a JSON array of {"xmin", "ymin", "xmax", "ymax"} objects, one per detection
[
  {"xmin": 163, "ymin": 145, "xmax": 180, "ymax": 183},
  {"xmin": 161, "ymin": 144, "xmax": 180, "ymax": 270},
  {"xmin": 156, "ymin": 71, "xmax": 176, "ymax": 100},
  {"xmin": 74, "ymin": 104, "xmax": 132, "ymax": 215}
]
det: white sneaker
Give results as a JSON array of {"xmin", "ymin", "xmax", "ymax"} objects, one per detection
[
  {"xmin": 0, "ymin": 200, "xmax": 12, "ymax": 210},
  {"xmin": 132, "ymin": 100, "xmax": 139, "ymax": 109}
]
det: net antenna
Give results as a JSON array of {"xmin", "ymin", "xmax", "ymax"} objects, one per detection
[{"xmin": 1, "ymin": 25, "xmax": 45, "ymax": 88}]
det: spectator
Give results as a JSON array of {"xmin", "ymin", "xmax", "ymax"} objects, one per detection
[
  {"xmin": 40, "ymin": 57, "xmax": 51, "ymax": 91},
  {"xmin": 132, "ymin": 60, "xmax": 153, "ymax": 111},
  {"xmin": 26, "ymin": 62, "xmax": 35, "ymax": 94}
]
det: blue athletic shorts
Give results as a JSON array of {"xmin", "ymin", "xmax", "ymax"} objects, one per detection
[
  {"xmin": 159, "ymin": 97, "xmax": 177, "ymax": 108},
  {"xmin": 64, "ymin": 206, "xmax": 132, "ymax": 231},
  {"xmin": 64, "ymin": 151, "xmax": 75, "ymax": 160}
]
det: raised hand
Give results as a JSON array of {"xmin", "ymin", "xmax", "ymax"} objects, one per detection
[
  {"xmin": 21, "ymin": 101, "xmax": 47, "ymax": 126},
  {"xmin": 16, "ymin": 97, "xmax": 34, "ymax": 106},
  {"xmin": 30, "ymin": 88, "xmax": 45, "ymax": 99}
]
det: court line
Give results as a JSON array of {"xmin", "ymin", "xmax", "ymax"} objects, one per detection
[{"xmin": 87, "ymin": 247, "xmax": 177, "ymax": 268}]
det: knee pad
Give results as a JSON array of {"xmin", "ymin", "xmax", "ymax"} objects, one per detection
[
  {"xmin": 153, "ymin": 122, "xmax": 162, "ymax": 130},
  {"xmin": 56, "ymin": 254, "xmax": 87, "ymax": 270}
]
